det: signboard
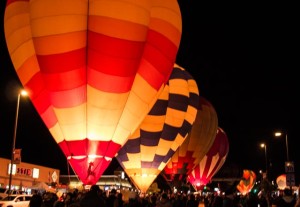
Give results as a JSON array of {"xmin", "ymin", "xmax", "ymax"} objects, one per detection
[
  {"xmin": 286, "ymin": 173, "xmax": 295, "ymax": 187},
  {"xmin": 285, "ymin": 161, "xmax": 294, "ymax": 173},
  {"xmin": 16, "ymin": 167, "xmax": 32, "ymax": 176},
  {"xmin": 13, "ymin": 149, "xmax": 21, "ymax": 164},
  {"xmin": 7, "ymin": 164, "xmax": 16, "ymax": 175},
  {"xmin": 33, "ymin": 168, "xmax": 40, "ymax": 179},
  {"xmin": 52, "ymin": 171, "xmax": 58, "ymax": 182},
  {"xmin": 285, "ymin": 161, "xmax": 295, "ymax": 187}
]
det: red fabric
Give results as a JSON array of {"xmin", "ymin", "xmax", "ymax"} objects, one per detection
[
  {"xmin": 37, "ymin": 48, "xmax": 86, "ymax": 73},
  {"xmin": 59, "ymin": 139, "xmax": 121, "ymax": 185},
  {"xmin": 6, "ymin": 0, "xmax": 28, "ymax": 7}
]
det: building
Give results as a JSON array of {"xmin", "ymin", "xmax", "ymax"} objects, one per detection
[
  {"xmin": 0, "ymin": 157, "xmax": 60, "ymax": 192},
  {"xmin": 0, "ymin": 157, "xmax": 134, "ymax": 193},
  {"xmin": 60, "ymin": 174, "xmax": 132, "ymax": 192}
]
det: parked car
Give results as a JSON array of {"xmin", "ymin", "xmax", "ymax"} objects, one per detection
[
  {"xmin": 0, "ymin": 188, "xmax": 6, "ymax": 200},
  {"xmin": 0, "ymin": 194, "xmax": 32, "ymax": 207},
  {"xmin": 0, "ymin": 188, "xmax": 22, "ymax": 200}
]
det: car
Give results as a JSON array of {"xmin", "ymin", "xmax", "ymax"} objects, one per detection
[
  {"xmin": 0, "ymin": 188, "xmax": 6, "ymax": 200},
  {"xmin": 0, "ymin": 188, "xmax": 22, "ymax": 200},
  {"xmin": 0, "ymin": 194, "xmax": 32, "ymax": 207}
]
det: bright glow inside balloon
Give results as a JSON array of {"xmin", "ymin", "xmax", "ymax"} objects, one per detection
[{"xmin": 4, "ymin": 0, "xmax": 182, "ymax": 185}]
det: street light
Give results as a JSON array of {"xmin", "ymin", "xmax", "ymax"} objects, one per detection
[
  {"xmin": 260, "ymin": 143, "xmax": 267, "ymax": 178},
  {"xmin": 275, "ymin": 131, "xmax": 294, "ymax": 189},
  {"xmin": 274, "ymin": 131, "xmax": 289, "ymax": 161},
  {"xmin": 8, "ymin": 89, "xmax": 27, "ymax": 193}
]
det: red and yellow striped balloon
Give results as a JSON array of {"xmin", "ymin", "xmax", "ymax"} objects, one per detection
[
  {"xmin": 4, "ymin": 0, "xmax": 182, "ymax": 184},
  {"xmin": 187, "ymin": 127, "xmax": 229, "ymax": 191}
]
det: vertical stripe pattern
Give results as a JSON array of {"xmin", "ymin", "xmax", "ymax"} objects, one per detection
[{"xmin": 187, "ymin": 127, "xmax": 229, "ymax": 191}]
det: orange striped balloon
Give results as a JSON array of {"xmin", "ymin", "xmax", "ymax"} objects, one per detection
[{"xmin": 4, "ymin": 0, "xmax": 182, "ymax": 185}]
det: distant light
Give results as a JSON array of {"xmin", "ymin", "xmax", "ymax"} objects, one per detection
[
  {"xmin": 275, "ymin": 132, "xmax": 282, "ymax": 137},
  {"xmin": 121, "ymin": 171, "xmax": 125, "ymax": 179},
  {"xmin": 32, "ymin": 168, "xmax": 39, "ymax": 179},
  {"xmin": 286, "ymin": 162, "xmax": 292, "ymax": 166}
]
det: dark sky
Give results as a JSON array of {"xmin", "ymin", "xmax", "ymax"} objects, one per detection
[{"xmin": 1, "ymin": 1, "xmax": 299, "ymax": 185}]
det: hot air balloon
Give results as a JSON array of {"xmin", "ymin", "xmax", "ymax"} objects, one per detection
[
  {"xmin": 276, "ymin": 174, "xmax": 287, "ymax": 190},
  {"xmin": 116, "ymin": 64, "xmax": 199, "ymax": 193},
  {"xmin": 163, "ymin": 97, "xmax": 218, "ymax": 184},
  {"xmin": 4, "ymin": 0, "xmax": 182, "ymax": 185},
  {"xmin": 187, "ymin": 127, "xmax": 229, "ymax": 191},
  {"xmin": 236, "ymin": 169, "xmax": 256, "ymax": 195}
]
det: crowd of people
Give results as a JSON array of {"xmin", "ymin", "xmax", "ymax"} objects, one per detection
[{"xmin": 28, "ymin": 185, "xmax": 300, "ymax": 207}]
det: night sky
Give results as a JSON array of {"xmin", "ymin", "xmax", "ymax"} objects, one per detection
[{"xmin": 1, "ymin": 1, "xmax": 299, "ymax": 185}]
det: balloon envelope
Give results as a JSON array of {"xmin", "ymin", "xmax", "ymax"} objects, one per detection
[
  {"xmin": 4, "ymin": 0, "xmax": 182, "ymax": 184},
  {"xmin": 163, "ymin": 97, "xmax": 218, "ymax": 183},
  {"xmin": 236, "ymin": 169, "xmax": 256, "ymax": 195},
  {"xmin": 187, "ymin": 127, "xmax": 229, "ymax": 191},
  {"xmin": 116, "ymin": 64, "xmax": 199, "ymax": 192},
  {"xmin": 276, "ymin": 174, "xmax": 287, "ymax": 190}
]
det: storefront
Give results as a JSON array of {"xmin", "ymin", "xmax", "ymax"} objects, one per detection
[
  {"xmin": 59, "ymin": 174, "xmax": 132, "ymax": 192},
  {"xmin": 0, "ymin": 157, "xmax": 60, "ymax": 192},
  {"xmin": 0, "ymin": 157, "xmax": 136, "ymax": 195}
]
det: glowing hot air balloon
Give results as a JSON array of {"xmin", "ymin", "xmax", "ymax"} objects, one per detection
[
  {"xmin": 187, "ymin": 127, "xmax": 229, "ymax": 191},
  {"xmin": 163, "ymin": 97, "xmax": 218, "ymax": 183},
  {"xmin": 236, "ymin": 169, "xmax": 256, "ymax": 195},
  {"xmin": 4, "ymin": 0, "xmax": 182, "ymax": 185},
  {"xmin": 276, "ymin": 174, "xmax": 287, "ymax": 190},
  {"xmin": 116, "ymin": 64, "xmax": 199, "ymax": 193}
]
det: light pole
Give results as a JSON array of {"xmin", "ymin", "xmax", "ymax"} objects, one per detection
[
  {"xmin": 8, "ymin": 90, "xmax": 27, "ymax": 193},
  {"xmin": 275, "ymin": 131, "xmax": 294, "ymax": 189},
  {"xmin": 274, "ymin": 132, "xmax": 289, "ymax": 161},
  {"xmin": 260, "ymin": 143, "xmax": 267, "ymax": 179}
]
